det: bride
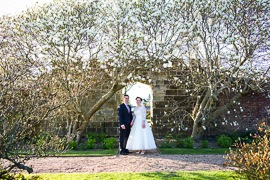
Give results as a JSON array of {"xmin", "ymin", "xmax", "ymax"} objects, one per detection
[{"xmin": 126, "ymin": 97, "xmax": 157, "ymax": 154}]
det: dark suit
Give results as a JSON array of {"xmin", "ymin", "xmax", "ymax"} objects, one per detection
[{"xmin": 118, "ymin": 103, "xmax": 133, "ymax": 153}]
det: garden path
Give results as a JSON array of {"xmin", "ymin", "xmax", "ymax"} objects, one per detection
[{"xmin": 25, "ymin": 151, "xmax": 236, "ymax": 173}]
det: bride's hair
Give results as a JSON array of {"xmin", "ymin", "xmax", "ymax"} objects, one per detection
[{"xmin": 136, "ymin": 97, "xmax": 142, "ymax": 101}]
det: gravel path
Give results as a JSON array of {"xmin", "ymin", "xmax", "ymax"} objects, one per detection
[{"xmin": 25, "ymin": 152, "xmax": 235, "ymax": 173}]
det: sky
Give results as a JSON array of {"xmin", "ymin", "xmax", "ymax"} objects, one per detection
[
  {"xmin": 0, "ymin": 0, "xmax": 53, "ymax": 16},
  {"xmin": 124, "ymin": 82, "xmax": 152, "ymax": 106}
]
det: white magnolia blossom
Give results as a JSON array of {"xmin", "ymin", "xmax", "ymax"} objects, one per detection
[{"xmin": 1, "ymin": 0, "xmax": 269, "ymax": 140}]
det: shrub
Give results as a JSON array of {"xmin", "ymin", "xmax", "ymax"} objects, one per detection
[
  {"xmin": 160, "ymin": 134, "xmax": 178, "ymax": 148},
  {"xmin": 86, "ymin": 138, "xmax": 96, "ymax": 149},
  {"xmin": 183, "ymin": 137, "xmax": 194, "ymax": 148},
  {"xmin": 177, "ymin": 137, "xmax": 194, "ymax": 148},
  {"xmin": 237, "ymin": 136, "xmax": 253, "ymax": 145},
  {"xmin": 230, "ymin": 132, "xmax": 238, "ymax": 143},
  {"xmin": 68, "ymin": 140, "xmax": 78, "ymax": 150},
  {"xmin": 78, "ymin": 143, "xmax": 88, "ymax": 150},
  {"xmin": 176, "ymin": 139, "xmax": 185, "ymax": 148},
  {"xmin": 0, "ymin": 171, "xmax": 14, "ymax": 180},
  {"xmin": 160, "ymin": 140, "xmax": 174, "ymax": 148},
  {"xmin": 102, "ymin": 137, "xmax": 117, "ymax": 149},
  {"xmin": 158, "ymin": 134, "xmax": 176, "ymax": 148},
  {"xmin": 226, "ymin": 122, "xmax": 270, "ymax": 180},
  {"xmin": 217, "ymin": 134, "xmax": 232, "ymax": 148},
  {"xmin": 165, "ymin": 134, "xmax": 174, "ymax": 141},
  {"xmin": 86, "ymin": 132, "xmax": 105, "ymax": 143},
  {"xmin": 200, "ymin": 140, "xmax": 209, "ymax": 148}
]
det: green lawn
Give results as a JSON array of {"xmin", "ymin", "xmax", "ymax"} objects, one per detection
[
  {"xmin": 24, "ymin": 171, "xmax": 244, "ymax": 180},
  {"xmin": 56, "ymin": 147, "xmax": 229, "ymax": 156}
]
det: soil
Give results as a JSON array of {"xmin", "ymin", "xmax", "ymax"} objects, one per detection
[{"xmin": 23, "ymin": 151, "xmax": 236, "ymax": 174}]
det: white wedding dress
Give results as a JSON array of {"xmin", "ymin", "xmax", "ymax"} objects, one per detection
[{"xmin": 126, "ymin": 105, "xmax": 157, "ymax": 150}]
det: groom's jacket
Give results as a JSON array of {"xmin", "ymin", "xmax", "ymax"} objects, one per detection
[{"xmin": 118, "ymin": 103, "xmax": 133, "ymax": 128}]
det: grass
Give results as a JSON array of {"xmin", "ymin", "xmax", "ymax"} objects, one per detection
[
  {"xmin": 55, "ymin": 147, "xmax": 229, "ymax": 157},
  {"xmin": 24, "ymin": 171, "xmax": 244, "ymax": 180}
]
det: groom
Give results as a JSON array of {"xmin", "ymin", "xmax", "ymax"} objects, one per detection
[{"xmin": 118, "ymin": 94, "xmax": 133, "ymax": 155}]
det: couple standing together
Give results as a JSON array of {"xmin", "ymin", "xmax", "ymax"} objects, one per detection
[{"xmin": 118, "ymin": 94, "xmax": 156, "ymax": 155}]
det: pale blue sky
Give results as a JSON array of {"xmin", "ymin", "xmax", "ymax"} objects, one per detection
[
  {"xmin": 125, "ymin": 82, "xmax": 152, "ymax": 106},
  {"xmin": 0, "ymin": 0, "xmax": 53, "ymax": 16}
]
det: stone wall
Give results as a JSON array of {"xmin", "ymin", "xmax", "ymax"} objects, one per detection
[
  {"xmin": 84, "ymin": 69, "xmax": 195, "ymax": 138},
  {"xmin": 84, "ymin": 71, "xmax": 270, "ymax": 139},
  {"xmin": 85, "ymin": 91, "xmax": 122, "ymax": 137}
]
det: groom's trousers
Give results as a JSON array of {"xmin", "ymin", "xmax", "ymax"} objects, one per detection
[{"xmin": 119, "ymin": 128, "xmax": 130, "ymax": 151}]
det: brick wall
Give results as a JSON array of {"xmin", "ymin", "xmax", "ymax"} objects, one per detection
[{"xmin": 204, "ymin": 91, "xmax": 270, "ymax": 138}]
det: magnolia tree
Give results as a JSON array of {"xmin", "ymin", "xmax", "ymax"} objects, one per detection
[
  {"xmin": 0, "ymin": 17, "xmax": 66, "ymax": 177},
  {"xmin": 6, "ymin": 0, "xmax": 172, "ymax": 142},
  {"xmin": 2, "ymin": 0, "xmax": 269, "ymax": 144},
  {"xmin": 163, "ymin": 0, "xmax": 270, "ymax": 140},
  {"xmin": 5, "ymin": 0, "xmax": 118, "ymax": 142},
  {"xmin": 72, "ymin": 0, "xmax": 197, "ymax": 140}
]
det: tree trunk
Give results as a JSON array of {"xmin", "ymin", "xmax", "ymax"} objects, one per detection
[
  {"xmin": 192, "ymin": 86, "xmax": 250, "ymax": 140},
  {"xmin": 191, "ymin": 118, "xmax": 201, "ymax": 141},
  {"xmin": 76, "ymin": 130, "xmax": 82, "ymax": 143},
  {"xmin": 67, "ymin": 120, "xmax": 73, "ymax": 140},
  {"xmin": 191, "ymin": 89, "xmax": 211, "ymax": 141},
  {"xmin": 75, "ymin": 82, "xmax": 124, "ymax": 142}
]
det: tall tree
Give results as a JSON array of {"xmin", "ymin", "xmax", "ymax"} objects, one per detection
[
  {"xmin": 0, "ymin": 16, "xmax": 66, "ymax": 177},
  {"xmin": 8, "ymin": 0, "xmax": 163, "ymax": 142},
  {"xmin": 165, "ymin": 0, "xmax": 270, "ymax": 140},
  {"xmin": 3, "ymin": 0, "xmax": 269, "ymax": 144}
]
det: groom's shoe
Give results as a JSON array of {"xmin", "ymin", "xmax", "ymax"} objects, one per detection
[
  {"xmin": 120, "ymin": 150, "xmax": 127, "ymax": 155},
  {"xmin": 124, "ymin": 149, "xmax": 131, "ymax": 153}
]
